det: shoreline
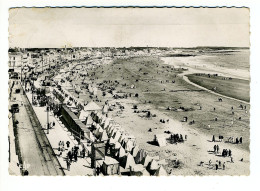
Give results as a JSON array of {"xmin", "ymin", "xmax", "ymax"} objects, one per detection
[{"xmin": 183, "ymin": 75, "xmax": 250, "ymax": 105}]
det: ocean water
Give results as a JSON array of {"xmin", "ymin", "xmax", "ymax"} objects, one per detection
[{"xmin": 161, "ymin": 49, "xmax": 250, "ymax": 80}]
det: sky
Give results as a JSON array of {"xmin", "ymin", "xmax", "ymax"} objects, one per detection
[{"xmin": 9, "ymin": 8, "xmax": 250, "ymax": 48}]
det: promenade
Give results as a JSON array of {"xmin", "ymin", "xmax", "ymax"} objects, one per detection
[{"xmin": 24, "ymin": 89, "xmax": 94, "ymax": 176}]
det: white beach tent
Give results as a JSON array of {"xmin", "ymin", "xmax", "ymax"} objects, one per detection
[
  {"xmin": 100, "ymin": 131, "xmax": 109, "ymax": 141},
  {"xmin": 79, "ymin": 110, "xmax": 89, "ymax": 121},
  {"xmin": 147, "ymin": 159, "xmax": 160, "ymax": 171},
  {"xmin": 86, "ymin": 116, "xmax": 94, "ymax": 126},
  {"xmin": 118, "ymin": 134, "xmax": 126, "ymax": 144},
  {"xmin": 117, "ymin": 146, "xmax": 126, "ymax": 158},
  {"xmin": 154, "ymin": 134, "xmax": 167, "ymax": 147},
  {"xmin": 120, "ymin": 153, "xmax": 136, "ymax": 169},
  {"xmin": 142, "ymin": 155, "xmax": 153, "ymax": 167},
  {"xmin": 131, "ymin": 146, "xmax": 139, "ymax": 158},
  {"xmin": 130, "ymin": 164, "xmax": 150, "ymax": 176},
  {"xmin": 134, "ymin": 149, "xmax": 148, "ymax": 164},
  {"xmin": 154, "ymin": 166, "xmax": 168, "ymax": 176},
  {"xmin": 113, "ymin": 131, "xmax": 122, "ymax": 142},
  {"xmin": 124, "ymin": 139, "xmax": 135, "ymax": 153},
  {"xmin": 104, "ymin": 118, "xmax": 112, "ymax": 129},
  {"xmin": 102, "ymin": 104, "xmax": 109, "ymax": 114},
  {"xmin": 84, "ymin": 101, "xmax": 101, "ymax": 111},
  {"xmin": 114, "ymin": 142, "xmax": 121, "ymax": 150},
  {"xmin": 108, "ymin": 137, "xmax": 116, "ymax": 145}
]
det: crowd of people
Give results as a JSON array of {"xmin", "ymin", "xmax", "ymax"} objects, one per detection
[
  {"xmin": 56, "ymin": 140, "xmax": 87, "ymax": 171},
  {"xmin": 222, "ymin": 149, "xmax": 232, "ymax": 157},
  {"xmin": 170, "ymin": 133, "xmax": 186, "ymax": 144}
]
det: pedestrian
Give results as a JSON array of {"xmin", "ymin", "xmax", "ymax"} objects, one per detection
[
  {"xmin": 67, "ymin": 151, "xmax": 71, "ymax": 161},
  {"xmin": 180, "ymin": 134, "xmax": 184, "ymax": 142},
  {"xmin": 96, "ymin": 166, "xmax": 100, "ymax": 176},
  {"xmin": 219, "ymin": 160, "xmax": 221, "ymax": 167},
  {"xmin": 53, "ymin": 121, "xmax": 55, "ymax": 126},
  {"xmin": 209, "ymin": 159, "xmax": 212, "ymax": 166},
  {"xmin": 66, "ymin": 141, "xmax": 70, "ymax": 148},
  {"xmin": 69, "ymin": 152, "xmax": 73, "ymax": 162},
  {"xmin": 240, "ymin": 137, "xmax": 243, "ymax": 144},
  {"xmin": 229, "ymin": 149, "xmax": 232, "ymax": 157},
  {"xmin": 216, "ymin": 145, "xmax": 219, "ymax": 154},
  {"xmin": 66, "ymin": 159, "xmax": 71, "ymax": 171},
  {"xmin": 74, "ymin": 152, "xmax": 78, "ymax": 162},
  {"xmin": 212, "ymin": 135, "xmax": 215, "ymax": 142},
  {"xmin": 214, "ymin": 145, "xmax": 217, "ymax": 153},
  {"xmin": 216, "ymin": 164, "xmax": 218, "ymax": 170},
  {"xmin": 223, "ymin": 162, "xmax": 226, "ymax": 170},
  {"xmin": 82, "ymin": 148, "xmax": 86, "ymax": 158},
  {"xmin": 185, "ymin": 135, "xmax": 187, "ymax": 140}
]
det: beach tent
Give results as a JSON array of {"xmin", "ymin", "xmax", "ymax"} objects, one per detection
[
  {"xmin": 124, "ymin": 139, "xmax": 135, "ymax": 153},
  {"xmin": 120, "ymin": 153, "xmax": 136, "ymax": 169},
  {"xmin": 89, "ymin": 132, "xmax": 96, "ymax": 142},
  {"xmin": 154, "ymin": 134, "xmax": 167, "ymax": 147},
  {"xmin": 142, "ymin": 155, "xmax": 153, "ymax": 167},
  {"xmin": 131, "ymin": 146, "xmax": 139, "ymax": 158},
  {"xmin": 100, "ymin": 131, "xmax": 109, "ymax": 141},
  {"xmin": 114, "ymin": 142, "xmax": 121, "ymax": 150},
  {"xmin": 102, "ymin": 105, "xmax": 109, "ymax": 114},
  {"xmin": 86, "ymin": 116, "xmax": 94, "ymax": 126},
  {"xmin": 102, "ymin": 156, "xmax": 120, "ymax": 175},
  {"xmin": 129, "ymin": 164, "xmax": 150, "ymax": 176},
  {"xmin": 118, "ymin": 134, "xmax": 126, "ymax": 144},
  {"xmin": 78, "ymin": 110, "xmax": 89, "ymax": 121},
  {"xmin": 100, "ymin": 116, "xmax": 107, "ymax": 126},
  {"xmin": 113, "ymin": 131, "xmax": 122, "ymax": 142},
  {"xmin": 64, "ymin": 97, "xmax": 70, "ymax": 104},
  {"xmin": 108, "ymin": 137, "xmax": 116, "ymax": 145},
  {"xmin": 117, "ymin": 146, "xmax": 126, "ymax": 158},
  {"xmin": 84, "ymin": 101, "xmax": 101, "ymax": 111},
  {"xmin": 94, "ymin": 126, "xmax": 103, "ymax": 138},
  {"xmin": 146, "ymin": 159, "xmax": 160, "ymax": 175},
  {"xmin": 104, "ymin": 118, "xmax": 112, "ymax": 129},
  {"xmin": 134, "ymin": 149, "xmax": 148, "ymax": 164},
  {"xmin": 154, "ymin": 166, "xmax": 168, "ymax": 176},
  {"xmin": 107, "ymin": 126, "xmax": 115, "ymax": 137}
]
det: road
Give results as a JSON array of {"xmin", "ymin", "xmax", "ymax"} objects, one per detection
[{"xmin": 10, "ymin": 81, "xmax": 64, "ymax": 175}]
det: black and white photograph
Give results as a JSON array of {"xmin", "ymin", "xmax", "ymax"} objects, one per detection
[{"xmin": 6, "ymin": 7, "xmax": 252, "ymax": 177}]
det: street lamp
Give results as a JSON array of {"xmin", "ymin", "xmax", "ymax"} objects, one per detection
[{"xmin": 46, "ymin": 100, "xmax": 50, "ymax": 134}]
